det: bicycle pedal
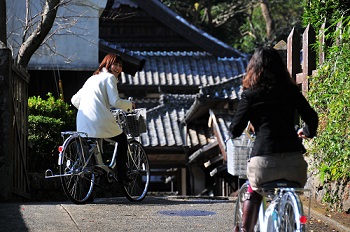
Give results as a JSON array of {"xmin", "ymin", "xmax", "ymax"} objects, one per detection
[{"xmin": 106, "ymin": 172, "xmax": 117, "ymax": 183}]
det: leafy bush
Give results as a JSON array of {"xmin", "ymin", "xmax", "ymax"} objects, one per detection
[
  {"xmin": 28, "ymin": 93, "xmax": 76, "ymax": 172},
  {"xmin": 307, "ymin": 16, "xmax": 350, "ymax": 209}
]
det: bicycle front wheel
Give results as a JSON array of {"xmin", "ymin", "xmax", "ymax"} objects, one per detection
[
  {"xmin": 279, "ymin": 191, "xmax": 305, "ymax": 232},
  {"xmin": 121, "ymin": 139, "xmax": 150, "ymax": 202},
  {"xmin": 60, "ymin": 136, "xmax": 95, "ymax": 204},
  {"xmin": 234, "ymin": 182, "xmax": 249, "ymax": 229}
]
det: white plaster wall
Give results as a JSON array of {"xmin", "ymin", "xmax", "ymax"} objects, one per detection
[{"xmin": 6, "ymin": 0, "xmax": 107, "ymax": 70}]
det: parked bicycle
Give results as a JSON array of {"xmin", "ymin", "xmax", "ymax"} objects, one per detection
[
  {"xmin": 234, "ymin": 180, "xmax": 310, "ymax": 232},
  {"xmin": 45, "ymin": 108, "xmax": 150, "ymax": 204}
]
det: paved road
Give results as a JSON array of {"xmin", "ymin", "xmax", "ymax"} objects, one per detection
[
  {"xmin": 1, "ymin": 197, "xmax": 234, "ymax": 232},
  {"xmin": 0, "ymin": 196, "xmax": 349, "ymax": 232}
]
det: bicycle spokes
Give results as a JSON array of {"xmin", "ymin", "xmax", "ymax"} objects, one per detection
[
  {"xmin": 121, "ymin": 140, "xmax": 150, "ymax": 202},
  {"xmin": 60, "ymin": 136, "xmax": 95, "ymax": 204}
]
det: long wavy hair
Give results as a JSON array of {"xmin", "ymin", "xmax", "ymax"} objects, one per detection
[
  {"xmin": 242, "ymin": 46, "xmax": 296, "ymax": 90},
  {"xmin": 93, "ymin": 53, "xmax": 123, "ymax": 75}
]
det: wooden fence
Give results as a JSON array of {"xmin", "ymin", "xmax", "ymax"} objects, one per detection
[
  {"xmin": 286, "ymin": 21, "xmax": 337, "ymax": 94},
  {"xmin": 0, "ymin": 42, "xmax": 30, "ymax": 201},
  {"xmin": 287, "ymin": 24, "xmax": 316, "ymax": 94}
]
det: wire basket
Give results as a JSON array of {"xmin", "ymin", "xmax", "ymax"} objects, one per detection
[
  {"xmin": 124, "ymin": 108, "xmax": 147, "ymax": 137},
  {"xmin": 226, "ymin": 132, "xmax": 254, "ymax": 178}
]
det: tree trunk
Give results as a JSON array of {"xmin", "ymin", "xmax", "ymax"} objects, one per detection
[
  {"xmin": 260, "ymin": 0, "xmax": 275, "ymax": 40},
  {"xmin": 17, "ymin": 0, "xmax": 60, "ymax": 68}
]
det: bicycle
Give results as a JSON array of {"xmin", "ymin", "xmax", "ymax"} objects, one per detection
[
  {"xmin": 45, "ymin": 108, "xmax": 150, "ymax": 204},
  {"xmin": 234, "ymin": 180, "xmax": 310, "ymax": 232}
]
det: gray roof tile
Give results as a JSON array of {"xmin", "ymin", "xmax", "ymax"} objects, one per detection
[
  {"xmin": 138, "ymin": 72, "xmax": 244, "ymax": 149},
  {"xmin": 102, "ymin": 49, "xmax": 249, "ymax": 87},
  {"xmin": 140, "ymin": 94, "xmax": 196, "ymax": 147}
]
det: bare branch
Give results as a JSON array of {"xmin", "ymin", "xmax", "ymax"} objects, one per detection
[{"xmin": 17, "ymin": 0, "xmax": 60, "ymax": 68}]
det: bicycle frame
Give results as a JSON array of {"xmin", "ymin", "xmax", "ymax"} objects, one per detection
[
  {"xmin": 257, "ymin": 189, "xmax": 302, "ymax": 231},
  {"xmin": 45, "ymin": 132, "xmax": 118, "ymax": 179},
  {"xmin": 234, "ymin": 182, "xmax": 311, "ymax": 232}
]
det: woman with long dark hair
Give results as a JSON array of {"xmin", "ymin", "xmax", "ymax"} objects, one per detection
[{"xmin": 230, "ymin": 47, "xmax": 318, "ymax": 231}]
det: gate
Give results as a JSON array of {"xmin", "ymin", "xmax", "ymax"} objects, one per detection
[{"xmin": 0, "ymin": 42, "xmax": 30, "ymax": 200}]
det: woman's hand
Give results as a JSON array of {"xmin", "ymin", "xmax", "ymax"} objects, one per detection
[
  {"xmin": 297, "ymin": 128, "xmax": 308, "ymax": 139},
  {"xmin": 128, "ymin": 97, "xmax": 136, "ymax": 109}
]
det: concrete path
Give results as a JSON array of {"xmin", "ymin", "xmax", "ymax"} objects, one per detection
[{"xmin": 0, "ymin": 196, "xmax": 349, "ymax": 232}]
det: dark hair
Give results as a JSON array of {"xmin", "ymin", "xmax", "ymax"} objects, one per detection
[
  {"xmin": 93, "ymin": 53, "xmax": 123, "ymax": 75},
  {"xmin": 242, "ymin": 46, "xmax": 296, "ymax": 90}
]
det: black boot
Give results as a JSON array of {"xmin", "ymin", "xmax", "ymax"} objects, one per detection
[{"xmin": 241, "ymin": 191, "xmax": 262, "ymax": 232}]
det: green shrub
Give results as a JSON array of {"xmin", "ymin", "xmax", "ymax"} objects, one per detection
[
  {"xmin": 307, "ymin": 16, "xmax": 350, "ymax": 210},
  {"xmin": 28, "ymin": 93, "xmax": 76, "ymax": 172},
  {"xmin": 303, "ymin": 0, "xmax": 350, "ymax": 31}
]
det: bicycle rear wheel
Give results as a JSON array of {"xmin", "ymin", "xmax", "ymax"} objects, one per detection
[
  {"xmin": 60, "ymin": 136, "xmax": 95, "ymax": 204},
  {"xmin": 278, "ymin": 191, "xmax": 305, "ymax": 232},
  {"xmin": 121, "ymin": 139, "xmax": 150, "ymax": 202}
]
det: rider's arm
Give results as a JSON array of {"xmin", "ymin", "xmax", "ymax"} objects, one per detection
[
  {"xmin": 106, "ymin": 75, "xmax": 132, "ymax": 112},
  {"xmin": 229, "ymin": 92, "xmax": 251, "ymax": 138},
  {"xmin": 295, "ymin": 87, "xmax": 318, "ymax": 138},
  {"xmin": 71, "ymin": 89, "xmax": 82, "ymax": 109}
]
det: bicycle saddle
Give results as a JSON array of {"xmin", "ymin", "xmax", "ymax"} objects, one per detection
[{"xmin": 260, "ymin": 179, "xmax": 301, "ymax": 189}]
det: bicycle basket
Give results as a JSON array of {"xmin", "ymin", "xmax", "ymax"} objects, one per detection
[
  {"xmin": 125, "ymin": 108, "xmax": 147, "ymax": 137},
  {"xmin": 226, "ymin": 132, "xmax": 254, "ymax": 177}
]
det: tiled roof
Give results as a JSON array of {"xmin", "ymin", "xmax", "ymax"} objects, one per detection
[
  {"xmin": 119, "ymin": 51, "xmax": 248, "ymax": 88},
  {"xmin": 122, "ymin": 52, "xmax": 247, "ymax": 86},
  {"xmin": 184, "ymin": 73, "xmax": 245, "ymax": 123},
  {"xmin": 199, "ymin": 73, "xmax": 245, "ymax": 101},
  {"xmin": 139, "ymin": 94, "xmax": 196, "ymax": 148},
  {"xmin": 210, "ymin": 110, "xmax": 235, "ymax": 144},
  {"xmin": 138, "ymin": 73, "xmax": 244, "ymax": 149},
  {"xmin": 134, "ymin": 98, "xmax": 160, "ymax": 110},
  {"xmin": 100, "ymin": 40, "xmax": 248, "ymax": 87},
  {"xmin": 138, "ymin": 93, "xmax": 219, "ymax": 149}
]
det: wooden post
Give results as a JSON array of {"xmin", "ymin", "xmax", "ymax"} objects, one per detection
[
  {"xmin": 0, "ymin": 41, "xmax": 12, "ymax": 201},
  {"xmin": 336, "ymin": 20, "xmax": 343, "ymax": 46},
  {"xmin": 297, "ymin": 24, "xmax": 316, "ymax": 95},
  {"xmin": 287, "ymin": 27, "xmax": 301, "ymax": 80},
  {"xmin": 319, "ymin": 22, "xmax": 327, "ymax": 65},
  {"xmin": 0, "ymin": 0, "xmax": 6, "ymax": 46}
]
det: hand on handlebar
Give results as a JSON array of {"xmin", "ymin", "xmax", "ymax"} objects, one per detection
[
  {"xmin": 297, "ymin": 128, "xmax": 308, "ymax": 139},
  {"xmin": 128, "ymin": 97, "xmax": 136, "ymax": 109}
]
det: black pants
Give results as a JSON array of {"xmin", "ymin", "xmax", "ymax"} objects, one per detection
[{"xmin": 109, "ymin": 133, "xmax": 128, "ymax": 178}]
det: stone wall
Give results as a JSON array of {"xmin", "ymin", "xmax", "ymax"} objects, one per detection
[{"xmin": 305, "ymin": 171, "xmax": 350, "ymax": 213}]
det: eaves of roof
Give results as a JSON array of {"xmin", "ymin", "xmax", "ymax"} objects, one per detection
[
  {"xmin": 128, "ymin": 0, "xmax": 247, "ymax": 58},
  {"xmin": 188, "ymin": 140, "xmax": 219, "ymax": 164},
  {"xmin": 99, "ymin": 40, "xmax": 146, "ymax": 76},
  {"xmin": 209, "ymin": 164, "xmax": 227, "ymax": 177},
  {"xmin": 184, "ymin": 73, "xmax": 245, "ymax": 123},
  {"xmin": 208, "ymin": 109, "xmax": 236, "ymax": 160}
]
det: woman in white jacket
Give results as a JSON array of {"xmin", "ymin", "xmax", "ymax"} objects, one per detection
[{"xmin": 71, "ymin": 53, "xmax": 133, "ymax": 184}]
